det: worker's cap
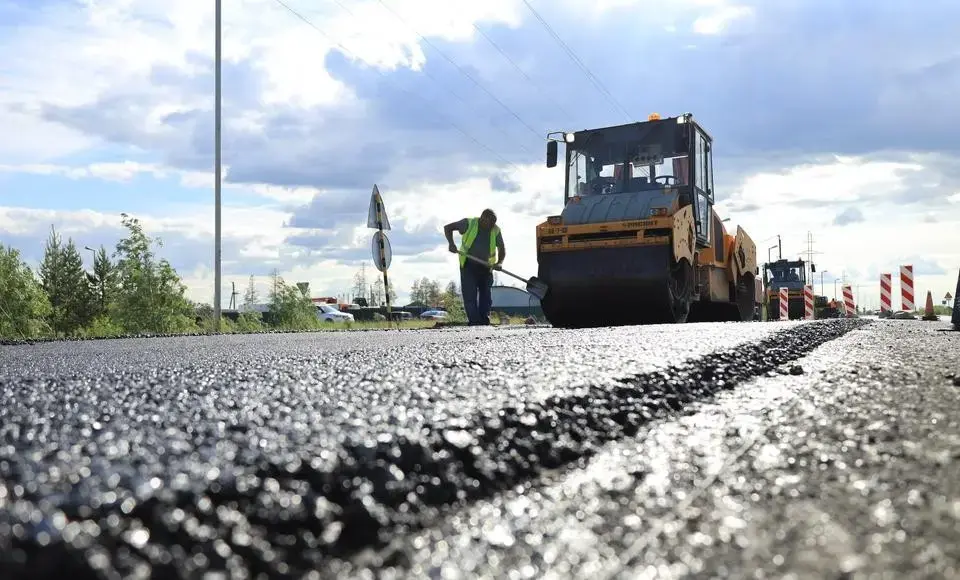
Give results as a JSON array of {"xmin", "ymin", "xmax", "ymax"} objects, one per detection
[{"xmin": 480, "ymin": 209, "xmax": 497, "ymax": 222}]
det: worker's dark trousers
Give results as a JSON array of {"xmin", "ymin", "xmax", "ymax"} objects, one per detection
[{"xmin": 460, "ymin": 261, "xmax": 493, "ymax": 325}]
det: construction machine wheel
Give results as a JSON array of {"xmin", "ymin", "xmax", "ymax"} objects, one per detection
[
  {"xmin": 687, "ymin": 271, "xmax": 755, "ymax": 323},
  {"xmin": 666, "ymin": 257, "xmax": 693, "ymax": 324},
  {"xmin": 734, "ymin": 272, "xmax": 756, "ymax": 321}
]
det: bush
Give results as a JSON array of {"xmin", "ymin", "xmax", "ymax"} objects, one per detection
[
  {"xmin": 235, "ymin": 311, "xmax": 264, "ymax": 332},
  {"xmin": 79, "ymin": 315, "xmax": 124, "ymax": 338}
]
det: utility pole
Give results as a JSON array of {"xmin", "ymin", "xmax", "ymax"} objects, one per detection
[
  {"xmin": 801, "ymin": 231, "xmax": 822, "ymax": 282},
  {"xmin": 213, "ymin": 0, "xmax": 223, "ymax": 331}
]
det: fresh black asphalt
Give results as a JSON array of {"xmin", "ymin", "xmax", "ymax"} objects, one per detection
[{"xmin": 1, "ymin": 318, "xmax": 957, "ymax": 578}]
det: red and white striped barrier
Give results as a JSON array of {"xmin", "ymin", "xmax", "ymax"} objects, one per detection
[
  {"xmin": 880, "ymin": 273, "xmax": 892, "ymax": 312},
  {"xmin": 900, "ymin": 264, "xmax": 914, "ymax": 311},
  {"xmin": 842, "ymin": 284, "xmax": 856, "ymax": 316},
  {"xmin": 804, "ymin": 285, "xmax": 815, "ymax": 320},
  {"xmin": 779, "ymin": 287, "xmax": 789, "ymax": 320}
]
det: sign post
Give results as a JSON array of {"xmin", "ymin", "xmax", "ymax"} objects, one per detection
[
  {"xmin": 367, "ymin": 184, "xmax": 395, "ymax": 325},
  {"xmin": 952, "ymin": 272, "xmax": 959, "ymax": 329}
]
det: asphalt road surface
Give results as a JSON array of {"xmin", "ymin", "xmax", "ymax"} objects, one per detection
[{"xmin": 1, "ymin": 318, "xmax": 958, "ymax": 579}]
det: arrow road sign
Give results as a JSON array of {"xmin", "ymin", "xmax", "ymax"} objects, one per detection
[
  {"xmin": 367, "ymin": 184, "xmax": 391, "ymax": 230},
  {"xmin": 371, "ymin": 230, "xmax": 392, "ymax": 272}
]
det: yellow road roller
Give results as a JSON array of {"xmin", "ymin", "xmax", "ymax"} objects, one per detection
[{"xmin": 536, "ymin": 112, "xmax": 758, "ymax": 328}]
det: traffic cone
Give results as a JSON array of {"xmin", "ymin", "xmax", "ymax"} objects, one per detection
[{"xmin": 921, "ymin": 290, "xmax": 937, "ymax": 321}]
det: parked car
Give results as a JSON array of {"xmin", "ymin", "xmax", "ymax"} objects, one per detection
[
  {"xmin": 420, "ymin": 309, "xmax": 448, "ymax": 320},
  {"xmin": 317, "ymin": 303, "xmax": 355, "ymax": 323}
]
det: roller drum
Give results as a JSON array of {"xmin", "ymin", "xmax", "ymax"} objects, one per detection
[{"xmin": 537, "ymin": 245, "xmax": 685, "ymax": 328}]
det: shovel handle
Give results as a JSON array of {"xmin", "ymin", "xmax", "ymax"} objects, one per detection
[{"xmin": 459, "ymin": 252, "xmax": 525, "ymax": 282}]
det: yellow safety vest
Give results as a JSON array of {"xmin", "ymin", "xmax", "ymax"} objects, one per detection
[{"xmin": 459, "ymin": 217, "xmax": 500, "ymax": 267}]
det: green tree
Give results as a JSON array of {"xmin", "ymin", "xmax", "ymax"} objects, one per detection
[
  {"xmin": 371, "ymin": 276, "xmax": 395, "ymax": 307},
  {"xmin": 112, "ymin": 213, "xmax": 196, "ymax": 334},
  {"xmin": 441, "ymin": 281, "xmax": 460, "ymax": 309},
  {"xmin": 87, "ymin": 244, "xmax": 117, "ymax": 318},
  {"xmin": 409, "ymin": 279, "xmax": 421, "ymax": 304},
  {"xmin": 353, "ymin": 263, "xmax": 369, "ymax": 302},
  {"xmin": 441, "ymin": 280, "xmax": 465, "ymax": 320},
  {"xmin": 0, "ymin": 244, "xmax": 52, "ymax": 338},
  {"xmin": 61, "ymin": 238, "xmax": 95, "ymax": 333},
  {"xmin": 38, "ymin": 226, "xmax": 65, "ymax": 334},
  {"xmin": 268, "ymin": 272, "xmax": 317, "ymax": 329},
  {"xmin": 242, "ymin": 275, "xmax": 259, "ymax": 310},
  {"xmin": 409, "ymin": 277, "xmax": 443, "ymax": 306},
  {"xmin": 426, "ymin": 278, "xmax": 442, "ymax": 306},
  {"xmin": 387, "ymin": 278, "xmax": 397, "ymax": 305},
  {"xmin": 237, "ymin": 275, "xmax": 264, "ymax": 329},
  {"xmin": 39, "ymin": 226, "xmax": 94, "ymax": 336}
]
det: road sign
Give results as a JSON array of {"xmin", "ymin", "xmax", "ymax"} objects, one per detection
[
  {"xmin": 367, "ymin": 184, "xmax": 391, "ymax": 230},
  {"xmin": 371, "ymin": 230, "xmax": 392, "ymax": 272}
]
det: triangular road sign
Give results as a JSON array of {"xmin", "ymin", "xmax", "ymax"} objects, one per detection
[{"xmin": 367, "ymin": 184, "xmax": 391, "ymax": 230}]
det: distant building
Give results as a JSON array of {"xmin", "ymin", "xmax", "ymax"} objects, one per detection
[{"xmin": 490, "ymin": 285, "xmax": 542, "ymax": 317}]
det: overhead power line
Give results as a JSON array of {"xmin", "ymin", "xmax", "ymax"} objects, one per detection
[
  {"xmin": 470, "ymin": 21, "xmax": 576, "ymax": 121},
  {"xmin": 270, "ymin": 0, "xmax": 524, "ymax": 172},
  {"xmin": 374, "ymin": 0, "xmax": 545, "ymax": 142},
  {"xmin": 519, "ymin": 0, "xmax": 634, "ymax": 123},
  {"xmin": 321, "ymin": 0, "xmax": 537, "ymax": 159}
]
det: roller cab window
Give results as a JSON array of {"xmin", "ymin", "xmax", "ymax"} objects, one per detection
[{"xmin": 564, "ymin": 144, "xmax": 691, "ymax": 200}]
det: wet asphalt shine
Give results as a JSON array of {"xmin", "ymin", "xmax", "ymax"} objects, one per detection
[{"xmin": 1, "ymin": 318, "xmax": 958, "ymax": 579}]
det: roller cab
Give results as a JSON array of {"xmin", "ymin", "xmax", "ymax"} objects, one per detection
[{"xmin": 536, "ymin": 113, "xmax": 757, "ymax": 328}]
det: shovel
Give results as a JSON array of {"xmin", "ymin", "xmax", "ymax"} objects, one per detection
[{"xmin": 459, "ymin": 252, "xmax": 549, "ymax": 300}]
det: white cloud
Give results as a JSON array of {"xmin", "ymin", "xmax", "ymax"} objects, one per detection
[
  {"xmin": 692, "ymin": 4, "xmax": 753, "ymax": 34},
  {"xmin": 716, "ymin": 154, "xmax": 960, "ymax": 309},
  {"xmin": 0, "ymin": 161, "xmax": 320, "ymax": 205},
  {"xmin": 725, "ymin": 155, "xmax": 924, "ymax": 208},
  {"xmin": 0, "ymin": 161, "xmax": 167, "ymax": 182}
]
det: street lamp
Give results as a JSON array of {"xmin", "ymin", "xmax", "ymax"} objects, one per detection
[
  {"xmin": 834, "ymin": 270, "xmax": 847, "ymax": 301},
  {"xmin": 213, "ymin": 0, "xmax": 223, "ymax": 331},
  {"xmin": 819, "ymin": 270, "xmax": 828, "ymax": 296}
]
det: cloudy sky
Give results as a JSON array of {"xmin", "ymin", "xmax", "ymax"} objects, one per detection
[{"xmin": 1, "ymin": 0, "xmax": 958, "ymax": 309}]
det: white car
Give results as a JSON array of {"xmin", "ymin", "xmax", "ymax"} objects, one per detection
[
  {"xmin": 420, "ymin": 309, "xmax": 448, "ymax": 320},
  {"xmin": 317, "ymin": 304, "xmax": 355, "ymax": 323}
]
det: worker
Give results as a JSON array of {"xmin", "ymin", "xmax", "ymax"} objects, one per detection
[{"xmin": 444, "ymin": 209, "xmax": 506, "ymax": 326}]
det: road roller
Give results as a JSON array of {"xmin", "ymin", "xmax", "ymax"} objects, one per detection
[
  {"xmin": 762, "ymin": 257, "xmax": 809, "ymax": 320},
  {"xmin": 536, "ymin": 112, "xmax": 758, "ymax": 328}
]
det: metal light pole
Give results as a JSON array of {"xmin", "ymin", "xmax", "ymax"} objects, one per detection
[
  {"xmin": 213, "ymin": 0, "xmax": 223, "ymax": 330},
  {"xmin": 820, "ymin": 270, "xmax": 828, "ymax": 296}
]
